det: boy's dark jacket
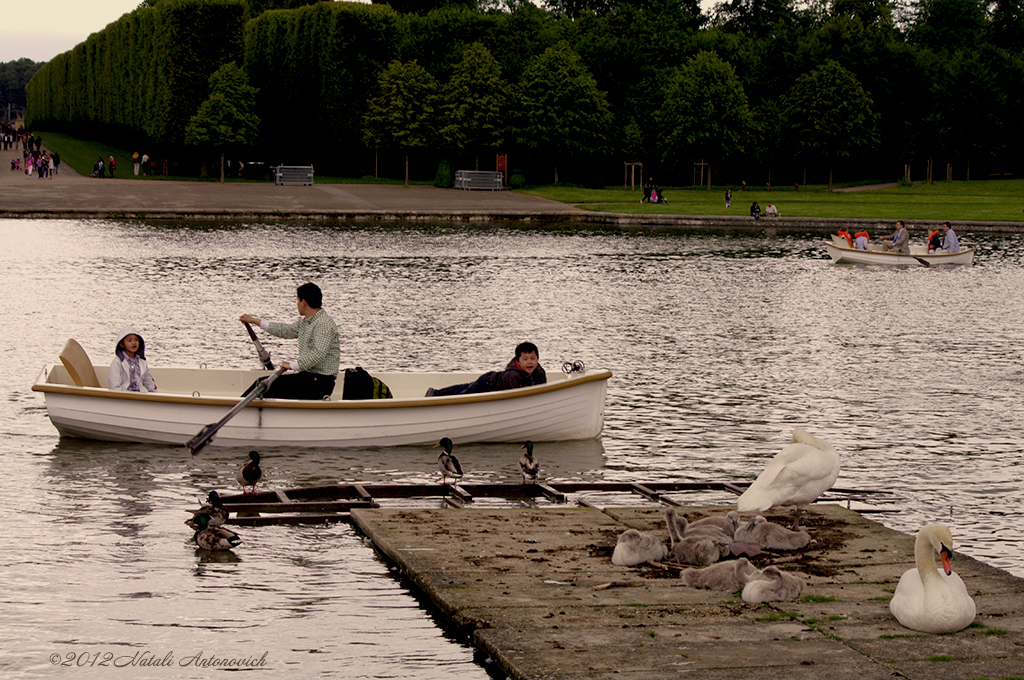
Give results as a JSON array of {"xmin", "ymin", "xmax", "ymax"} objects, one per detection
[{"xmin": 487, "ymin": 359, "xmax": 546, "ymax": 391}]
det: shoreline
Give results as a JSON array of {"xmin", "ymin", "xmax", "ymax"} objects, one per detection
[{"xmin": 3, "ymin": 160, "xmax": 1024, "ymax": 231}]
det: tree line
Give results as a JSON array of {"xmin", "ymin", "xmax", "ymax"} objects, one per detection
[{"xmin": 24, "ymin": 0, "xmax": 1024, "ymax": 187}]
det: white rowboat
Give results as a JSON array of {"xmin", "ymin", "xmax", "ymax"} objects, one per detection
[
  {"xmin": 33, "ymin": 344, "xmax": 610, "ymax": 448},
  {"xmin": 825, "ymin": 235, "xmax": 974, "ymax": 266}
]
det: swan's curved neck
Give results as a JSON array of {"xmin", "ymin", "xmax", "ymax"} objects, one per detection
[{"xmin": 915, "ymin": 533, "xmax": 945, "ymax": 580}]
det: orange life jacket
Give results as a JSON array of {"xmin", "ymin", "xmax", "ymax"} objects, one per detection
[
  {"xmin": 837, "ymin": 230, "xmax": 853, "ymax": 247},
  {"xmin": 854, "ymin": 231, "xmax": 869, "ymax": 241}
]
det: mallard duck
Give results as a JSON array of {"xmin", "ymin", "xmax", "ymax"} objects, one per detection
[
  {"xmin": 737, "ymin": 427, "xmax": 840, "ymax": 529},
  {"xmin": 237, "ymin": 450, "xmax": 262, "ymax": 495},
  {"xmin": 191, "ymin": 514, "xmax": 242, "ymax": 551},
  {"xmin": 435, "ymin": 437, "xmax": 463, "ymax": 485},
  {"xmin": 187, "ymin": 490, "xmax": 229, "ymax": 528},
  {"xmin": 742, "ymin": 565, "xmax": 805, "ymax": 603},
  {"xmin": 611, "ymin": 529, "xmax": 668, "ymax": 566},
  {"xmin": 680, "ymin": 557, "xmax": 759, "ymax": 591},
  {"xmin": 890, "ymin": 523, "xmax": 976, "ymax": 634},
  {"xmin": 734, "ymin": 515, "xmax": 810, "ymax": 551},
  {"xmin": 519, "ymin": 441, "xmax": 539, "ymax": 483}
]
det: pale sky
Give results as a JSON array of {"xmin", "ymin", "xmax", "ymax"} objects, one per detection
[{"xmin": 1, "ymin": 0, "xmax": 719, "ymax": 64}]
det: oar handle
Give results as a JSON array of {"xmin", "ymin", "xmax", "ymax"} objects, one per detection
[{"xmin": 243, "ymin": 321, "xmax": 274, "ymax": 370}]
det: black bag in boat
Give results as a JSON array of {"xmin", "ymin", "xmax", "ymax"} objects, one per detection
[{"xmin": 342, "ymin": 367, "xmax": 392, "ymax": 400}]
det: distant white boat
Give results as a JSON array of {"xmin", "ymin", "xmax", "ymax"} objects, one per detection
[
  {"xmin": 32, "ymin": 344, "xmax": 610, "ymax": 448},
  {"xmin": 826, "ymin": 235, "xmax": 974, "ymax": 266}
]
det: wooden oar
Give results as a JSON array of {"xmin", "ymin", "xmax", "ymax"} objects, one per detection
[
  {"xmin": 243, "ymin": 321, "xmax": 274, "ymax": 370},
  {"xmin": 186, "ymin": 366, "xmax": 286, "ymax": 456},
  {"xmin": 912, "ymin": 254, "xmax": 931, "ymax": 267}
]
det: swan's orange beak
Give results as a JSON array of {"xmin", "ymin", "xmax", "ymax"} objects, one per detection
[{"xmin": 940, "ymin": 545, "xmax": 953, "ymax": 575}]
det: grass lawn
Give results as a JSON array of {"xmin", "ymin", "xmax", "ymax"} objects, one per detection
[{"xmin": 520, "ymin": 181, "xmax": 1024, "ymax": 222}]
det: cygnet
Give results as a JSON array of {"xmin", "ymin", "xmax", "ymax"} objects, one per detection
[
  {"xmin": 680, "ymin": 557, "xmax": 760, "ymax": 591},
  {"xmin": 734, "ymin": 515, "xmax": 810, "ymax": 551},
  {"xmin": 611, "ymin": 528, "xmax": 668, "ymax": 566},
  {"xmin": 665, "ymin": 508, "xmax": 731, "ymax": 566},
  {"xmin": 742, "ymin": 566, "xmax": 805, "ymax": 603}
]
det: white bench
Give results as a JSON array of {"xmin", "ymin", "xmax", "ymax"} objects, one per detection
[
  {"xmin": 274, "ymin": 165, "xmax": 314, "ymax": 186},
  {"xmin": 455, "ymin": 170, "xmax": 503, "ymax": 190}
]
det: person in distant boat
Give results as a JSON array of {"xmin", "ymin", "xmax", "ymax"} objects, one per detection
[
  {"xmin": 854, "ymin": 230, "xmax": 870, "ymax": 250},
  {"xmin": 837, "ymin": 228, "xmax": 853, "ymax": 247},
  {"xmin": 764, "ymin": 203, "xmax": 778, "ymax": 217},
  {"xmin": 425, "ymin": 342, "xmax": 547, "ymax": 397},
  {"xmin": 880, "ymin": 220, "xmax": 910, "ymax": 254},
  {"xmin": 239, "ymin": 282, "xmax": 340, "ymax": 400},
  {"xmin": 927, "ymin": 228, "xmax": 942, "ymax": 253},
  {"xmin": 942, "ymin": 222, "xmax": 960, "ymax": 253},
  {"xmin": 109, "ymin": 325, "xmax": 157, "ymax": 393}
]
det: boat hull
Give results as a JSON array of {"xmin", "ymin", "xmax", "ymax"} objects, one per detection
[
  {"xmin": 825, "ymin": 242, "xmax": 974, "ymax": 266},
  {"xmin": 33, "ymin": 366, "xmax": 610, "ymax": 448}
]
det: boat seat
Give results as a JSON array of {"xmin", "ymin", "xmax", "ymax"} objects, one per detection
[{"xmin": 59, "ymin": 338, "xmax": 101, "ymax": 388}]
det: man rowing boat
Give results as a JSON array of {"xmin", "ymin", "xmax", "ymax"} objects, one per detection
[{"xmin": 239, "ymin": 282, "xmax": 340, "ymax": 400}]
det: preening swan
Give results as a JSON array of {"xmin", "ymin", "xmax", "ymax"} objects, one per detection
[
  {"xmin": 890, "ymin": 523, "xmax": 976, "ymax": 634},
  {"xmin": 680, "ymin": 558, "xmax": 759, "ymax": 591},
  {"xmin": 734, "ymin": 516, "xmax": 810, "ymax": 551},
  {"xmin": 742, "ymin": 566, "xmax": 804, "ymax": 603},
  {"xmin": 611, "ymin": 529, "xmax": 668, "ymax": 566},
  {"xmin": 665, "ymin": 508, "xmax": 731, "ymax": 566},
  {"xmin": 737, "ymin": 427, "xmax": 839, "ymax": 528}
]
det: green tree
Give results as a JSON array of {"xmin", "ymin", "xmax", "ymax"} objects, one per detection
[
  {"xmin": 911, "ymin": 0, "xmax": 988, "ymax": 53},
  {"xmin": 363, "ymin": 60, "xmax": 440, "ymax": 185},
  {"xmin": 184, "ymin": 62, "xmax": 260, "ymax": 183},
  {"xmin": 784, "ymin": 59, "xmax": 878, "ymax": 190},
  {"xmin": 441, "ymin": 43, "xmax": 506, "ymax": 169},
  {"xmin": 513, "ymin": 41, "xmax": 612, "ymax": 183},
  {"xmin": 658, "ymin": 51, "xmax": 752, "ymax": 189}
]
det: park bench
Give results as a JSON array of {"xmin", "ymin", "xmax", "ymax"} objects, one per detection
[
  {"xmin": 274, "ymin": 165, "xmax": 314, "ymax": 186},
  {"xmin": 454, "ymin": 170, "xmax": 503, "ymax": 191}
]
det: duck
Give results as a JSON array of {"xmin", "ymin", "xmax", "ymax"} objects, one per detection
[
  {"xmin": 237, "ymin": 450, "xmax": 262, "ymax": 495},
  {"xmin": 680, "ymin": 557, "xmax": 759, "ymax": 591},
  {"xmin": 611, "ymin": 529, "xmax": 668, "ymax": 566},
  {"xmin": 436, "ymin": 437, "xmax": 463, "ymax": 485},
  {"xmin": 188, "ymin": 490, "xmax": 229, "ymax": 527},
  {"xmin": 890, "ymin": 523, "xmax": 976, "ymax": 634},
  {"xmin": 734, "ymin": 515, "xmax": 810, "ymax": 551},
  {"xmin": 190, "ymin": 513, "xmax": 242, "ymax": 551},
  {"xmin": 742, "ymin": 566, "xmax": 804, "ymax": 603},
  {"xmin": 519, "ymin": 441, "xmax": 540, "ymax": 483},
  {"xmin": 737, "ymin": 427, "xmax": 840, "ymax": 529},
  {"xmin": 665, "ymin": 508, "xmax": 731, "ymax": 566}
]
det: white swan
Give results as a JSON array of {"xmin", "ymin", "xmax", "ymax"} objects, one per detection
[
  {"xmin": 665, "ymin": 508, "xmax": 731, "ymax": 566},
  {"xmin": 681, "ymin": 558, "xmax": 759, "ymax": 591},
  {"xmin": 611, "ymin": 529, "xmax": 668, "ymax": 566},
  {"xmin": 890, "ymin": 523, "xmax": 976, "ymax": 634},
  {"xmin": 734, "ymin": 516, "xmax": 810, "ymax": 551},
  {"xmin": 737, "ymin": 427, "xmax": 839, "ymax": 528},
  {"xmin": 742, "ymin": 566, "xmax": 804, "ymax": 603}
]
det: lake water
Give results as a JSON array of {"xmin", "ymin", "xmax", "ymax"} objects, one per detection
[{"xmin": 2, "ymin": 218, "xmax": 1022, "ymax": 679}]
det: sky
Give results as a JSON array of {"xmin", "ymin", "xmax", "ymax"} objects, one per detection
[{"xmin": 1, "ymin": 0, "xmax": 720, "ymax": 64}]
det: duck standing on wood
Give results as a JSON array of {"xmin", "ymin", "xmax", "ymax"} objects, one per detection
[
  {"xmin": 188, "ymin": 513, "xmax": 242, "ymax": 551},
  {"xmin": 890, "ymin": 523, "xmax": 975, "ymax": 634},
  {"xmin": 436, "ymin": 437, "xmax": 463, "ymax": 485},
  {"xmin": 519, "ymin": 441, "xmax": 539, "ymax": 483},
  {"xmin": 237, "ymin": 450, "xmax": 262, "ymax": 495},
  {"xmin": 737, "ymin": 427, "xmax": 840, "ymax": 529}
]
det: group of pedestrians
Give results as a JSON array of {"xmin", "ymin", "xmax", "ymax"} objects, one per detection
[{"xmin": 13, "ymin": 148, "xmax": 60, "ymax": 178}]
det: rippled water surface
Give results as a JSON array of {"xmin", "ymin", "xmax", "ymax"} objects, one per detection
[{"xmin": 2, "ymin": 218, "xmax": 1023, "ymax": 678}]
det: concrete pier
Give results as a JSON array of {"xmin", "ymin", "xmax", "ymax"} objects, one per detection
[{"xmin": 351, "ymin": 504, "xmax": 1024, "ymax": 680}]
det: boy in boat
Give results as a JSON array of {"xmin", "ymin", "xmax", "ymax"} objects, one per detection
[
  {"xmin": 109, "ymin": 326, "xmax": 158, "ymax": 393},
  {"xmin": 239, "ymin": 282, "xmax": 340, "ymax": 400},
  {"xmin": 425, "ymin": 342, "xmax": 547, "ymax": 397}
]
